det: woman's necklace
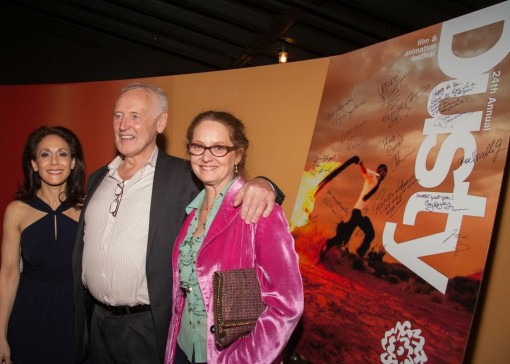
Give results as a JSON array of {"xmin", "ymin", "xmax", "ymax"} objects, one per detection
[{"xmin": 200, "ymin": 204, "xmax": 212, "ymax": 230}]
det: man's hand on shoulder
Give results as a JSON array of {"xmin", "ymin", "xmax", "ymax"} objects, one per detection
[{"xmin": 233, "ymin": 178, "xmax": 276, "ymax": 223}]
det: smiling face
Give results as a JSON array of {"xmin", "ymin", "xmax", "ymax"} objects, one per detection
[
  {"xmin": 31, "ymin": 134, "xmax": 75, "ymax": 187},
  {"xmin": 189, "ymin": 120, "xmax": 242, "ymax": 191},
  {"xmin": 113, "ymin": 87, "xmax": 167, "ymax": 161}
]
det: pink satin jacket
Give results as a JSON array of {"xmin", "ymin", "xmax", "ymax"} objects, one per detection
[{"xmin": 164, "ymin": 178, "xmax": 304, "ymax": 363}]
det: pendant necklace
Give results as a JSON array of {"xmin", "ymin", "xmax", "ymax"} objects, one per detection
[{"xmin": 200, "ymin": 202, "xmax": 213, "ymax": 230}]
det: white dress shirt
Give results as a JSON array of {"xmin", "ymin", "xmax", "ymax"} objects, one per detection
[{"xmin": 82, "ymin": 148, "xmax": 158, "ymax": 306}]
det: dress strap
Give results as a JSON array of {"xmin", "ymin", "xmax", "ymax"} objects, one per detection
[
  {"xmin": 26, "ymin": 196, "xmax": 73, "ymax": 241},
  {"xmin": 25, "ymin": 196, "xmax": 70, "ymax": 214}
]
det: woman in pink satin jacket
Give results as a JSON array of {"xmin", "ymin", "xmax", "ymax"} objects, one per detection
[{"xmin": 164, "ymin": 111, "xmax": 303, "ymax": 364}]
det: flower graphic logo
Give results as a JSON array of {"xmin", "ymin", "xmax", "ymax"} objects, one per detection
[{"xmin": 381, "ymin": 320, "xmax": 427, "ymax": 363}]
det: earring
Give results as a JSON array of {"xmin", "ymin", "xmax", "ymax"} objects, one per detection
[{"xmin": 234, "ymin": 163, "xmax": 238, "ymax": 174}]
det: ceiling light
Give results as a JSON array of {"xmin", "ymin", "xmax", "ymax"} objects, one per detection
[{"xmin": 278, "ymin": 46, "xmax": 288, "ymax": 63}]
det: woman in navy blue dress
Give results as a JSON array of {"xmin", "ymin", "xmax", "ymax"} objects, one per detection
[{"xmin": 0, "ymin": 126, "xmax": 86, "ymax": 364}]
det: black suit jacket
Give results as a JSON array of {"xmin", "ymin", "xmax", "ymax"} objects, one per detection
[{"xmin": 72, "ymin": 150, "xmax": 200, "ymax": 363}]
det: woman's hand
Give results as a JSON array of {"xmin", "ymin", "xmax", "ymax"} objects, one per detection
[{"xmin": 0, "ymin": 338, "xmax": 11, "ymax": 364}]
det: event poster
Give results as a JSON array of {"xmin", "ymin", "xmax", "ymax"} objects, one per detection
[{"xmin": 289, "ymin": 2, "xmax": 510, "ymax": 363}]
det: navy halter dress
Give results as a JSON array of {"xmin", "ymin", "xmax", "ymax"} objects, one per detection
[{"xmin": 8, "ymin": 197, "xmax": 77, "ymax": 363}]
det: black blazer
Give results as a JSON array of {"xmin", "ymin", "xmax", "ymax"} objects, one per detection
[{"xmin": 72, "ymin": 150, "xmax": 200, "ymax": 362}]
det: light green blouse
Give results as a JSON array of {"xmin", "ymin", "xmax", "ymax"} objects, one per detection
[{"xmin": 177, "ymin": 178, "xmax": 236, "ymax": 362}]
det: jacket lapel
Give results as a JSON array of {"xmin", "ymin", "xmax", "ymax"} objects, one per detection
[
  {"xmin": 147, "ymin": 150, "xmax": 167, "ymax": 257},
  {"xmin": 85, "ymin": 167, "xmax": 109, "ymax": 207},
  {"xmin": 201, "ymin": 178, "xmax": 244, "ymax": 247}
]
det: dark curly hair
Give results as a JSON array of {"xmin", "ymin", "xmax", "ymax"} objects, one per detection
[{"xmin": 15, "ymin": 126, "xmax": 86, "ymax": 208}]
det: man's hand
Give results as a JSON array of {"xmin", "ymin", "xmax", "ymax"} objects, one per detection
[{"xmin": 234, "ymin": 177, "xmax": 276, "ymax": 223}]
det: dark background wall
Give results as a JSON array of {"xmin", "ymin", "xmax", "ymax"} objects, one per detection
[{"xmin": 0, "ymin": 0, "xmax": 503, "ymax": 84}]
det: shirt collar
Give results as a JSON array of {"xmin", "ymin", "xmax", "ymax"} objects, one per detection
[
  {"xmin": 107, "ymin": 147, "xmax": 159, "ymax": 178},
  {"xmin": 185, "ymin": 177, "xmax": 237, "ymax": 214}
]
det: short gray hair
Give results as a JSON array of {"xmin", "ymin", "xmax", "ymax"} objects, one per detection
[{"xmin": 120, "ymin": 83, "xmax": 168, "ymax": 113}]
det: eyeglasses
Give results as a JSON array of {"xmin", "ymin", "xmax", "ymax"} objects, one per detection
[
  {"xmin": 109, "ymin": 182, "xmax": 124, "ymax": 217},
  {"xmin": 187, "ymin": 143, "xmax": 237, "ymax": 157}
]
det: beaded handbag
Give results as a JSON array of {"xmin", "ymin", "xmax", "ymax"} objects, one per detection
[{"xmin": 212, "ymin": 268, "xmax": 266, "ymax": 348}]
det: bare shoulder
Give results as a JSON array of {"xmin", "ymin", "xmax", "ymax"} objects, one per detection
[
  {"xmin": 3, "ymin": 200, "xmax": 28, "ymax": 232},
  {"xmin": 64, "ymin": 206, "xmax": 81, "ymax": 222},
  {"xmin": 1, "ymin": 201, "xmax": 26, "ymax": 263},
  {"xmin": 4, "ymin": 200, "xmax": 30, "ymax": 221},
  {"xmin": 4, "ymin": 200, "xmax": 45, "ymax": 232}
]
